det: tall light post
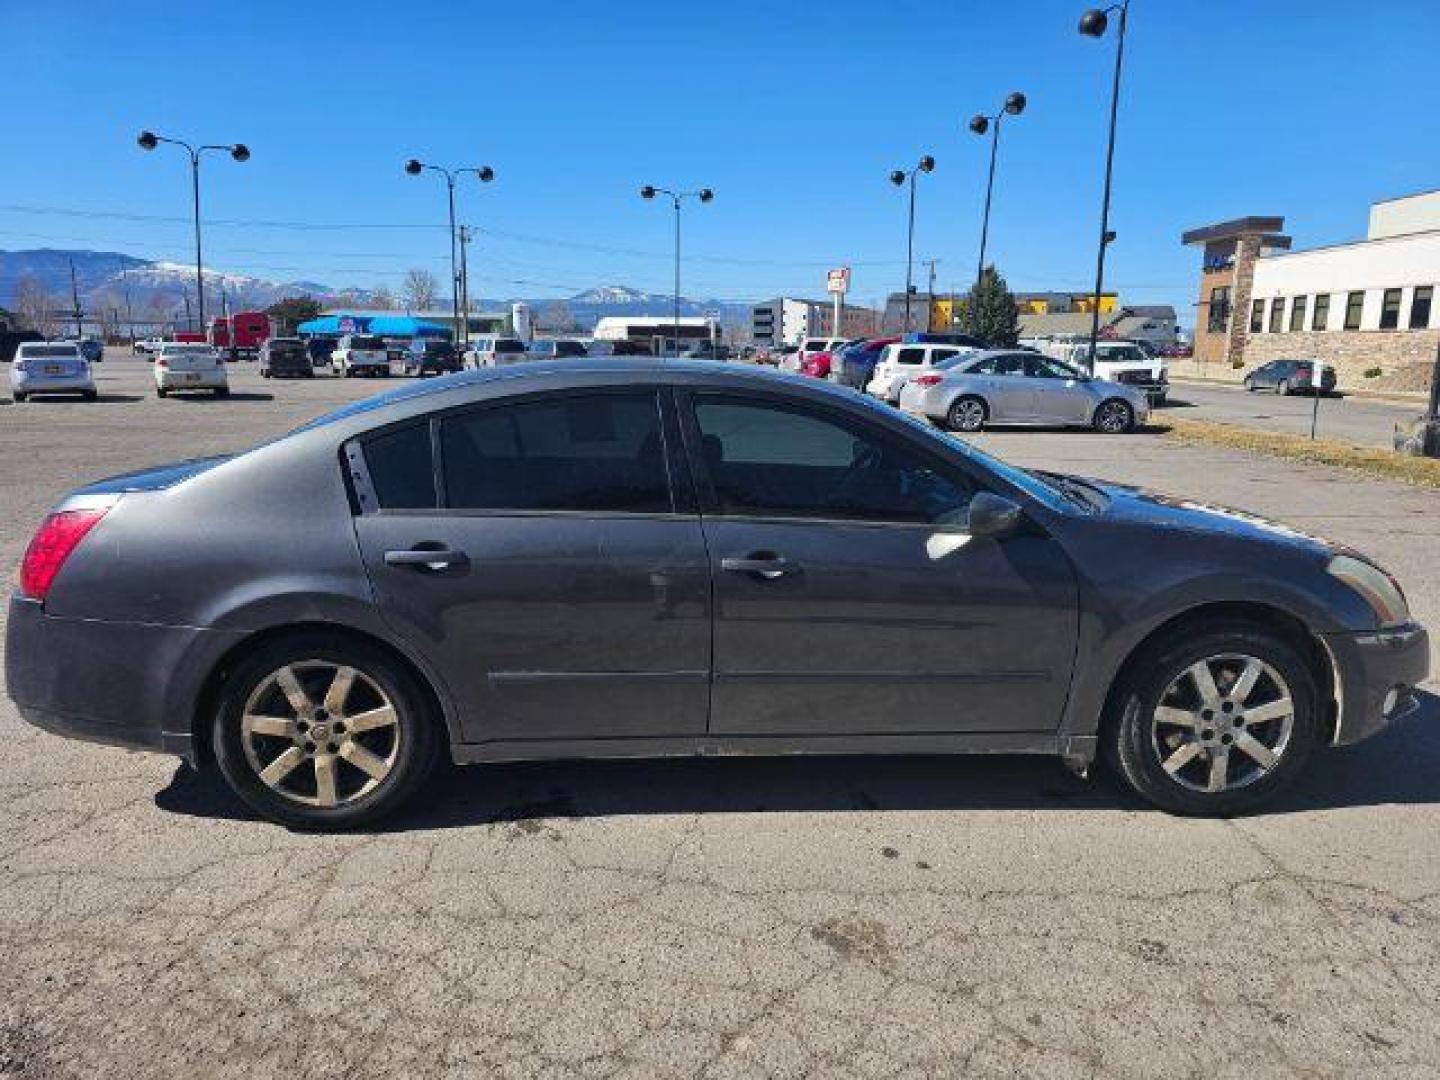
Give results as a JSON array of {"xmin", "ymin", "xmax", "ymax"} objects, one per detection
[
  {"xmin": 136, "ymin": 130, "xmax": 249, "ymax": 335},
  {"xmin": 888, "ymin": 155, "xmax": 935, "ymax": 334},
  {"xmin": 1078, "ymin": 1, "xmax": 1130, "ymax": 370},
  {"xmin": 640, "ymin": 185, "xmax": 713, "ymax": 354},
  {"xmin": 405, "ymin": 159, "xmax": 495, "ymax": 347},
  {"xmin": 967, "ymin": 92, "xmax": 1027, "ymax": 298}
]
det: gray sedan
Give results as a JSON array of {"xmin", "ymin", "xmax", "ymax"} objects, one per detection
[
  {"xmin": 6, "ymin": 361, "xmax": 1426, "ymax": 828},
  {"xmin": 899, "ymin": 350, "xmax": 1150, "ymax": 433}
]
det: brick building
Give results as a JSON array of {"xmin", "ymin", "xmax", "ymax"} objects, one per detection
[{"xmin": 1183, "ymin": 191, "xmax": 1440, "ymax": 390}]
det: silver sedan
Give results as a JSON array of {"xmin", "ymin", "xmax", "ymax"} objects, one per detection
[{"xmin": 898, "ymin": 349, "xmax": 1150, "ymax": 434}]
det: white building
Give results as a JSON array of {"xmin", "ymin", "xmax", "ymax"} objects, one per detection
[
  {"xmin": 751, "ymin": 296, "xmax": 878, "ymax": 345},
  {"xmin": 592, "ymin": 315, "xmax": 714, "ymax": 344},
  {"xmin": 1186, "ymin": 190, "xmax": 1440, "ymax": 389}
]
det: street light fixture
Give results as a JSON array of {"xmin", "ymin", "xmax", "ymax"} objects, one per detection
[
  {"xmin": 136, "ymin": 130, "xmax": 249, "ymax": 335},
  {"xmin": 640, "ymin": 184, "xmax": 714, "ymax": 353},
  {"xmin": 404, "ymin": 159, "xmax": 495, "ymax": 346},
  {"xmin": 967, "ymin": 91, "xmax": 1027, "ymax": 306},
  {"xmin": 889, "ymin": 155, "xmax": 935, "ymax": 334},
  {"xmin": 1078, "ymin": 0, "xmax": 1131, "ymax": 369}
]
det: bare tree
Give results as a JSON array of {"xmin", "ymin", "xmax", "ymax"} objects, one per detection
[
  {"xmin": 401, "ymin": 269, "xmax": 439, "ymax": 312},
  {"xmin": 14, "ymin": 274, "xmax": 59, "ymax": 337},
  {"xmin": 540, "ymin": 300, "xmax": 576, "ymax": 333},
  {"xmin": 369, "ymin": 287, "xmax": 396, "ymax": 311},
  {"xmin": 91, "ymin": 289, "xmax": 123, "ymax": 341}
]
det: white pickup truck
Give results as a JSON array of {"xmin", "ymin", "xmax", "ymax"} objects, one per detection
[
  {"xmin": 331, "ymin": 334, "xmax": 391, "ymax": 378},
  {"xmin": 1042, "ymin": 340, "xmax": 1168, "ymax": 405}
]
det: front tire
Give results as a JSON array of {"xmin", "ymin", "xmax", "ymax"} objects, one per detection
[
  {"xmin": 1106, "ymin": 622, "xmax": 1321, "ymax": 816},
  {"xmin": 1093, "ymin": 398, "xmax": 1135, "ymax": 433},
  {"xmin": 156, "ymin": 387, "xmax": 169, "ymax": 398},
  {"xmin": 946, "ymin": 396, "xmax": 988, "ymax": 432},
  {"xmin": 212, "ymin": 633, "xmax": 441, "ymax": 830},
  {"xmin": 13, "ymin": 392, "xmax": 27, "ymax": 402},
  {"xmin": 1278, "ymin": 379, "xmax": 1292, "ymax": 396}
]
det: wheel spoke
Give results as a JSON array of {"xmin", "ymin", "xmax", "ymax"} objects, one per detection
[
  {"xmin": 274, "ymin": 666, "xmax": 313, "ymax": 714},
  {"xmin": 258, "ymin": 746, "xmax": 306, "ymax": 788},
  {"xmin": 1229, "ymin": 660, "xmax": 1262, "ymax": 705},
  {"xmin": 1187, "ymin": 661, "xmax": 1222, "ymax": 710},
  {"xmin": 345, "ymin": 706, "xmax": 397, "ymax": 733},
  {"xmin": 1161, "ymin": 741, "xmax": 1203, "ymax": 775},
  {"xmin": 324, "ymin": 666, "xmax": 357, "ymax": 715},
  {"xmin": 1245, "ymin": 697, "xmax": 1293, "ymax": 724},
  {"xmin": 338, "ymin": 740, "xmax": 389, "ymax": 780},
  {"xmin": 314, "ymin": 754, "xmax": 338, "ymax": 807},
  {"xmin": 1154, "ymin": 705, "xmax": 1200, "ymax": 730},
  {"xmin": 1206, "ymin": 749, "xmax": 1230, "ymax": 792},
  {"xmin": 1234, "ymin": 731, "xmax": 1278, "ymax": 770},
  {"xmin": 245, "ymin": 714, "xmax": 292, "ymax": 738}
]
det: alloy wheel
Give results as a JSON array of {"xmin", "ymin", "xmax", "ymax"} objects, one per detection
[
  {"xmin": 1097, "ymin": 400, "xmax": 1132, "ymax": 433},
  {"xmin": 240, "ymin": 661, "xmax": 401, "ymax": 808},
  {"xmin": 950, "ymin": 399, "xmax": 986, "ymax": 431},
  {"xmin": 1150, "ymin": 653, "xmax": 1295, "ymax": 794}
]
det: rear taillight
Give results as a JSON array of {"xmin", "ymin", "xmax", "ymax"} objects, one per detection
[
  {"xmin": 156, "ymin": 358, "xmax": 168, "ymax": 368},
  {"xmin": 914, "ymin": 374, "xmax": 943, "ymax": 387},
  {"xmin": 19, "ymin": 507, "xmax": 109, "ymax": 601}
]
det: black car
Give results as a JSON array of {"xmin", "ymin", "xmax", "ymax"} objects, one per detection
[
  {"xmin": 258, "ymin": 337, "xmax": 314, "ymax": 378},
  {"xmin": 5, "ymin": 362, "xmax": 1426, "ymax": 829},
  {"xmin": 1244, "ymin": 359, "xmax": 1337, "ymax": 395},
  {"xmin": 406, "ymin": 339, "xmax": 461, "ymax": 377}
]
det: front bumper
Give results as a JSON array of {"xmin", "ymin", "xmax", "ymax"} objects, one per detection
[
  {"xmin": 5, "ymin": 595, "xmax": 244, "ymax": 764},
  {"xmin": 1322, "ymin": 623, "xmax": 1430, "ymax": 745}
]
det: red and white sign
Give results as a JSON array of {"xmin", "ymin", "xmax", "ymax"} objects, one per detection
[{"xmin": 826, "ymin": 267, "xmax": 850, "ymax": 295}]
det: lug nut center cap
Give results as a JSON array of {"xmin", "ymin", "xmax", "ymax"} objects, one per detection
[{"xmin": 311, "ymin": 723, "xmax": 329, "ymax": 742}]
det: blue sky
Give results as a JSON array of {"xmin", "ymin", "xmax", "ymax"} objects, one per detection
[{"xmin": 7, "ymin": 0, "xmax": 1439, "ymax": 323}]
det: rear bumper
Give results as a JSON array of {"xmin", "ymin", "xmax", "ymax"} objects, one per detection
[
  {"xmin": 5, "ymin": 595, "xmax": 245, "ymax": 765},
  {"xmin": 1323, "ymin": 623, "xmax": 1431, "ymax": 745},
  {"xmin": 12, "ymin": 374, "xmax": 95, "ymax": 394},
  {"xmin": 156, "ymin": 372, "xmax": 227, "ymax": 390}
]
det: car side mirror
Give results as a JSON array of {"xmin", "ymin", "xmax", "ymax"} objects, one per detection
[{"xmin": 967, "ymin": 491, "xmax": 1025, "ymax": 540}]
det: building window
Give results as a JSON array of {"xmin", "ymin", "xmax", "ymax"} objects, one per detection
[
  {"xmin": 1312, "ymin": 293, "xmax": 1330, "ymax": 331},
  {"xmin": 1379, "ymin": 289, "xmax": 1402, "ymax": 330},
  {"xmin": 1250, "ymin": 299, "xmax": 1264, "ymax": 333},
  {"xmin": 1269, "ymin": 298, "xmax": 1285, "ymax": 333},
  {"xmin": 1408, "ymin": 286, "xmax": 1432, "ymax": 330},
  {"xmin": 1344, "ymin": 291, "xmax": 1365, "ymax": 330},
  {"xmin": 1288, "ymin": 296, "xmax": 1307, "ymax": 332},
  {"xmin": 1207, "ymin": 286, "xmax": 1231, "ymax": 332}
]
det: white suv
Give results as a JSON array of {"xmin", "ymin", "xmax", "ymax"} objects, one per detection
[
  {"xmin": 866, "ymin": 342, "xmax": 976, "ymax": 403},
  {"xmin": 466, "ymin": 335, "xmax": 529, "ymax": 368},
  {"xmin": 332, "ymin": 334, "xmax": 390, "ymax": 377},
  {"xmin": 153, "ymin": 343, "xmax": 229, "ymax": 398}
]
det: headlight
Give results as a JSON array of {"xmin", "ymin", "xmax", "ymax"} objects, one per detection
[{"xmin": 1327, "ymin": 554, "xmax": 1410, "ymax": 628}]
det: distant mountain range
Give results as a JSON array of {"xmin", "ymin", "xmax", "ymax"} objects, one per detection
[{"xmin": 0, "ymin": 249, "xmax": 751, "ymax": 329}]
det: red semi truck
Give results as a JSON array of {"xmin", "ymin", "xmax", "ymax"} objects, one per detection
[{"xmin": 208, "ymin": 311, "xmax": 272, "ymax": 359}]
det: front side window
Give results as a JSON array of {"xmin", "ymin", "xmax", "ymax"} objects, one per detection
[
  {"xmin": 894, "ymin": 348, "xmax": 925, "ymax": 365},
  {"xmin": 1312, "ymin": 293, "xmax": 1330, "ymax": 331},
  {"xmin": 1268, "ymin": 298, "xmax": 1285, "ymax": 333},
  {"xmin": 1379, "ymin": 289, "xmax": 1402, "ymax": 330},
  {"xmin": 1344, "ymin": 291, "xmax": 1365, "ymax": 330},
  {"xmin": 1411, "ymin": 286, "xmax": 1434, "ymax": 330},
  {"xmin": 441, "ymin": 391, "xmax": 671, "ymax": 514},
  {"xmin": 691, "ymin": 396, "xmax": 972, "ymax": 525},
  {"xmin": 1250, "ymin": 300, "xmax": 1264, "ymax": 333},
  {"xmin": 1289, "ymin": 296, "xmax": 1307, "ymax": 332}
]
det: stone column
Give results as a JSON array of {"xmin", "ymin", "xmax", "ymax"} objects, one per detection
[{"xmin": 1226, "ymin": 233, "xmax": 1263, "ymax": 367}]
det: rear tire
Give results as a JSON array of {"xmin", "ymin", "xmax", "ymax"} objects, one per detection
[
  {"xmin": 156, "ymin": 388, "xmax": 168, "ymax": 398},
  {"xmin": 1278, "ymin": 379, "xmax": 1291, "ymax": 395},
  {"xmin": 215, "ymin": 387, "xmax": 230, "ymax": 398},
  {"xmin": 211, "ymin": 633, "xmax": 442, "ymax": 830},
  {"xmin": 1105, "ymin": 621, "xmax": 1321, "ymax": 816},
  {"xmin": 13, "ymin": 392, "xmax": 27, "ymax": 402},
  {"xmin": 83, "ymin": 390, "xmax": 98, "ymax": 401},
  {"xmin": 946, "ymin": 396, "xmax": 988, "ymax": 432},
  {"xmin": 1243, "ymin": 377, "xmax": 1255, "ymax": 392}
]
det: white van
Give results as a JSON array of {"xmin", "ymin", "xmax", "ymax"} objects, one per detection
[{"xmin": 866, "ymin": 342, "xmax": 977, "ymax": 403}]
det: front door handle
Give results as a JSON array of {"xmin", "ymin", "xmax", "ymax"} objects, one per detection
[
  {"xmin": 721, "ymin": 554, "xmax": 793, "ymax": 580},
  {"xmin": 384, "ymin": 546, "xmax": 469, "ymax": 572}
]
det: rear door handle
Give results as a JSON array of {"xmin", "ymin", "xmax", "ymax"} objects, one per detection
[
  {"xmin": 721, "ymin": 555, "xmax": 793, "ymax": 580},
  {"xmin": 384, "ymin": 547, "xmax": 469, "ymax": 572}
]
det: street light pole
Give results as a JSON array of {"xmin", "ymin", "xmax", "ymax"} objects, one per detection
[
  {"xmin": 889, "ymin": 156, "xmax": 935, "ymax": 334},
  {"xmin": 967, "ymin": 92, "xmax": 1027, "ymax": 296},
  {"xmin": 137, "ymin": 131, "xmax": 250, "ymax": 336},
  {"xmin": 405, "ymin": 159, "xmax": 495, "ymax": 347},
  {"xmin": 640, "ymin": 185, "xmax": 714, "ymax": 355},
  {"xmin": 1079, "ymin": 2, "xmax": 1130, "ymax": 371}
]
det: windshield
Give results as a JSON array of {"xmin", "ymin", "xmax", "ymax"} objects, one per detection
[{"xmin": 1097, "ymin": 345, "xmax": 1147, "ymax": 364}]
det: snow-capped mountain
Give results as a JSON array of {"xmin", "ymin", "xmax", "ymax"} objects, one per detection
[{"xmin": 570, "ymin": 285, "xmax": 663, "ymax": 305}]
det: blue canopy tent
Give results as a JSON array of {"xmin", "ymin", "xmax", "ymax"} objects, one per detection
[
  {"xmin": 365, "ymin": 316, "xmax": 451, "ymax": 340},
  {"xmin": 295, "ymin": 314, "xmax": 372, "ymax": 337}
]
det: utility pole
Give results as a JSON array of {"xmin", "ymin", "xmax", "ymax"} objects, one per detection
[
  {"xmin": 68, "ymin": 258, "xmax": 84, "ymax": 340},
  {"xmin": 925, "ymin": 259, "xmax": 939, "ymax": 331},
  {"xmin": 459, "ymin": 225, "xmax": 474, "ymax": 344},
  {"xmin": 122, "ymin": 271, "xmax": 135, "ymax": 344},
  {"xmin": 182, "ymin": 290, "xmax": 193, "ymax": 335}
]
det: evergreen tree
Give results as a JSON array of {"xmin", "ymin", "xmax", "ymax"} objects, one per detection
[{"xmin": 962, "ymin": 264, "xmax": 1020, "ymax": 347}]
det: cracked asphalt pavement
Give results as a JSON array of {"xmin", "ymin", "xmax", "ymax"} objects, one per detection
[{"xmin": 1, "ymin": 358, "xmax": 1437, "ymax": 1078}]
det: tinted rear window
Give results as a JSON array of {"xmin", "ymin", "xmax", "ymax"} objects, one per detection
[
  {"xmin": 351, "ymin": 336, "xmax": 386, "ymax": 350},
  {"xmin": 363, "ymin": 424, "xmax": 435, "ymax": 509},
  {"xmin": 494, "ymin": 339, "xmax": 525, "ymax": 352},
  {"xmin": 19, "ymin": 345, "xmax": 80, "ymax": 358},
  {"xmin": 440, "ymin": 391, "xmax": 671, "ymax": 513}
]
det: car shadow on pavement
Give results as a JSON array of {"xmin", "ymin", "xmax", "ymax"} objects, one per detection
[
  {"xmin": 153, "ymin": 691, "xmax": 1439, "ymax": 830},
  {"xmin": 164, "ymin": 392, "xmax": 275, "ymax": 403}
]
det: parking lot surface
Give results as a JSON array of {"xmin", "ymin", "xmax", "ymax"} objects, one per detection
[
  {"xmin": 1169, "ymin": 379, "xmax": 1422, "ymax": 449},
  {"xmin": 1, "ymin": 357, "xmax": 1437, "ymax": 1079}
]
